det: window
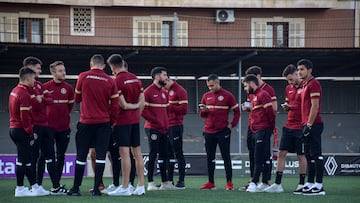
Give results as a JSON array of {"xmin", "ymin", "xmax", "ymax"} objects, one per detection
[
  {"xmin": 251, "ymin": 17, "xmax": 305, "ymax": 48},
  {"xmin": 266, "ymin": 22, "xmax": 289, "ymax": 47},
  {"xmin": 19, "ymin": 18, "xmax": 43, "ymax": 43},
  {"xmin": 0, "ymin": 12, "xmax": 59, "ymax": 44},
  {"xmin": 133, "ymin": 16, "xmax": 188, "ymax": 46},
  {"xmin": 70, "ymin": 7, "xmax": 95, "ymax": 36}
]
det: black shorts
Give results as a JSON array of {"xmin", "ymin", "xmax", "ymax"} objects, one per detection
[
  {"xmin": 113, "ymin": 123, "xmax": 140, "ymax": 147},
  {"xmin": 279, "ymin": 127, "xmax": 305, "ymax": 155}
]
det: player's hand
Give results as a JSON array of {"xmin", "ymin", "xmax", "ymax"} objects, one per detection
[
  {"xmin": 199, "ymin": 104, "xmax": 208, "ymax": 112},
  {"xmin": 302, "ymin": 124, "xmax": 312, "ymax": 137},
  {"xmin": 29, "ymin": 133, "xmax": 38, "ymax": 146},
  {"xmin": 281, "ymin": 103, "xmax": 290, "ymax": 111},
  {"xmin": 241, "ymin": 102, "xmax": 251, "ymax": 111},
  {"xmin": 36, "ymin": 95, "xmax": 43, "ymax": 103}
]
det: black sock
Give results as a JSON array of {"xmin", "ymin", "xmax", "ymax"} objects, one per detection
[
  {"xmin": 74, "ymin": 164, "xmax": 85, "ymax": 188},
  {"xmin": 315, "ymin": 156, "xmax": 324, "ymax": 184},
  {"xmin": 168, "ymin": 160, "xmax": 175, "ymax": 183},
  {"xmin": 299, "ymin": 174, "xmax": 306, "ymax": 185},
  {"xmin": 16, "ymin": 164, "xmax": 25, "ymax": 186},
  {"xmin": 25, "ymin": 164, "xmax": 36, "ymax": 186},
  {"xmin": 159, "ymin": 160, "xmax": 168, "ymax": 182},
  {"xmin": 111, "ymin": 157, "xmax": 120, "ymax": 186},
  {"xmin": 95, "ymin": 163, "xmax": 105, "ymax": 189},
  {"xmin": 129, "ymin": 157, "xmax": 136, "ymax": 185},
  {"xmin": 307, "ymin": 158, "xmax": 315, "ymax": 184},
  {"xmin": 275, "ymin": 171, "xmax": 283, "ymax": 184},
  {"xmin": 37, "ymin": 156, "xmax": 45, "ymax": 185},
  {"xmin": 47, "ymin": 161, "xmax": 60, "ymax": 188}
]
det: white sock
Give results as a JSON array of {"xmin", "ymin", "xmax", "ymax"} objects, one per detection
[
  {"xmin": 32, "ymin": 183, "xmax": 39, "ymax": 189},
  {"xmin": 16, "ymin": 186, "xmax": 25, "ymax": 190},
  {"xmin": 315, "ymin": 182, "xmax": 323, "ymax": 189},
  {"xmin": 304, "ymin": 182, "xmax": 313, "ymax": 188}
]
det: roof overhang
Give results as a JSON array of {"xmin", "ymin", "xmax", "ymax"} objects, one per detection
[{"xmin": 1, "ymin": 43, "xmax": 359, "ymax": 78}]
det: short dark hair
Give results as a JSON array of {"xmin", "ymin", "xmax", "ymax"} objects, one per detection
[
  {"xmin": 243, "ymin": 74, "xmax": 259, "ymax": 86},
  {"xmin": 107, "ymin": 54, "xmax": 123, "ymax": 68},
  {"xmin": 23, "ymin": 56, "xmax": 42, "ymax": 66},
  {"xmin": 207, "ymin": 74, "xmax": 219, "ymax": 82},
  {"xmin": 282, "ymin": 64, "xmax": 297, "ymax": 77},
  {"xmin": 297, "ymin": 59, "xmax": 313, "ymax": 69},
  {"xmin": 49, "ymin": 61, "xmax": 64, "ymax": 73},
  {"xmin": 19, "ymin": 66, "xmax": 35, "ymax": 81},
  {"xmin": 150, "ymin": 67, "xmax": 167, "ymax": 79},
  {"xmin": 90, "ymin": 54, "xmax": 105, "ymax": 66},
  {"xmin": 245, "ymin": 66, "xmax": 262, "ymax": 76}
]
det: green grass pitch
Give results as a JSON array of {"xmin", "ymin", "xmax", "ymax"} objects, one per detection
[{"xmin": 1, "ymin": 176, "xmax": 359, "ymax": 203}]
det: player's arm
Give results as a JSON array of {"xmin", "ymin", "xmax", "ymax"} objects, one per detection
[
  {"xmin": 169, "ymin": 90, "xmax": 188, "ymax": 116},
  {"xmin": 42, "ymin": 88, "xmax": 54, "ymax": 105},
  {"xmin": 199, "ymin": 95, "xmax": 208, "ymax": 118},
  {"xmin": 110, "ymin": 83, "xmax": 120, "ymax": 125},
  {"xmin": 20, "ymin": 95, "xmax": 33, "ymax": 135},
  {"xmin": 68, "ymin": 86, "xmax": 75, "ymax": 112},
  {"xmin": 138, "ymin": 92, "xmax": 145, "ymax": 114},
  {"xmin": 119, "ymin": 94, "xmax": 140, "ymax": 110},
  {"xmin": 307, "ymin": 98, "xmax": 319, "ymax": 126},
  {"xmin": 141, "ymin": 93, "xmax": 158, "ymax": 123},
  {"xmin": 74, "ymin": 75, "xmax": 82, "ymax": 103},
  {"xmin": 263, "ymin": 94, "xmax": 275, "ymax": 130},
  {"xmin": 229, "ymin": 95, "xmax": 240, "ymax": 129}
]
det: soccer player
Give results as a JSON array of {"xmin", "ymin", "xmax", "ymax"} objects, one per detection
[
  {"xmin": 242, "ymin": 74, "xmax": 275, "ymax": 193},
  {"xmin": 43, "ymin": 61, "xmax": 74, "ymax": 194},
  {"xmin": 199, "ymin": 74, "xmax": 240, "ymax": 190},
  {"xmin": 24, "ymin": 56, "xmax": 57, "ymax": 196},
  {"xmin": 297, "ymin": 59, "xmax": 325, "ymax": 195},
  {"xmin": 164, "ymin": 78, "xmax": 188, "ymax": 189},
  {"xmin": 241, "ymin": 66, "xmax": 277, "ymax": 191},
  {"xmin": 106, "ymin": 54, "xmax": 145, "ymax": 196},
  {"xmin": 142, "ymin": 67, "xmax": 171, "ymax": 191},
  {"xmin": 67, "ymin": 54, "xmax": 120, "ymax": 196},
  {"xmin": 9, "ymin": 67, "xmax": 47, "ymax": 197},
  {"xmin": 264, "ymin": 64, "xmax": 307, "ymax": 193}
]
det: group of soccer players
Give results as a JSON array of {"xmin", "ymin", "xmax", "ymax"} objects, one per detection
[
  {"xmin": 9, "ymin": 54, "xmax": 325, "ymax": 197},
  {"xmin": 9, "ymin": 54, "xmax": 189, "ymax": 197},
  {"xmin": 241, "ymin": 59, "xmax": 324, "ymax": 196},
  {"xmin": 198, "ymin": 59, "xmax": 325, "ymax": 196},
  {"xmin": 9, "ymin": 57, "xmax": 74, "ymax": 197}
]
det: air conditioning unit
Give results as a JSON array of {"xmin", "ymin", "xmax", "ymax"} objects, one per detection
[{"xmin": 216, "ymin": 9, "xmax": 235, "ymax": 23}]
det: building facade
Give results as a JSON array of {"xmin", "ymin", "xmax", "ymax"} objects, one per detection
[{"xmin": 0, "ymin": 0, "xmax": 359, "ymax": 47}]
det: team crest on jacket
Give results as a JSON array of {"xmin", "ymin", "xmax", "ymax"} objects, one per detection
[
  {"xmin": 218, "ymin": 95, "xmax": 224, "ymax": 101},
  {"xmin": 297, "ymin": 88, "xmax": 302, "ymax": 94},
  {"xmin": 161, "ymin": 93, "xmax": 166, "ymax": 99},
  {"xmin": 61, "ymin": 88, "xmax": 67, "ymax": 94},
  {"xmin": 169, "ymin": 90, "xmax": 174, "ymax": 96},
  {"xmin": 36, "ymin": 84, "xmax": 41, "ymax": 89}
]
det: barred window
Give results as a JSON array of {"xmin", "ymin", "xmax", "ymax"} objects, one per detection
[{"xmin": 70, "ymin": 7, "xmax": 95, "ymax": 36}]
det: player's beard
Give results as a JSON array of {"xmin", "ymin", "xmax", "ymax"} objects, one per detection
[
  {"xmin": 158, "ymin": 80, "xmax": 166, "ymax": 87},
  {"xmin": 248, "ymin": 87, "xmax": 254, "ymax": 94}
]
